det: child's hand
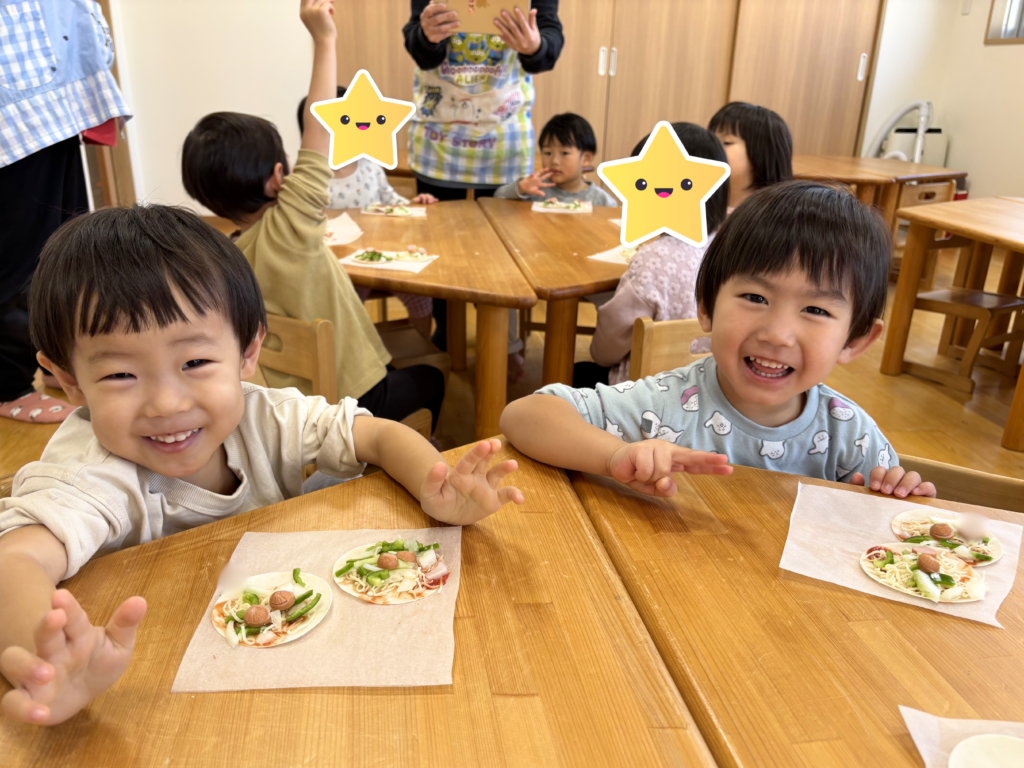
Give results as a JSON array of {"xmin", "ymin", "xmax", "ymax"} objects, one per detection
[
  {"xmin": 419, "ymin": 439, "xmax": 524, "ymax": 525},
  {"xmin": 410, "ymin": 193, "xmax": 439, "ymax": 204},
  {"xmin": 421, "ymin": 2, "xmax": 460, "ymax": 44},
  {"xmin": 0, "ymin": 590, "xmax": 146, "ymax": 725},
  {"xmin": 517, "ymin": 168, "xmax": 556, "ymax": 197},
  {"xmin": 607, "ymin": 440, "xmax": 732, "ymax": 497},
  {"xmin": 300, "ymin": 0, "xmax": 336, "ymax": 42},
  {"xmin": 850, "ymin": 466, "xmax": 936, "ymax": 498}
]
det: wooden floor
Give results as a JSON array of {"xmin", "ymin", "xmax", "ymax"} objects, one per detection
[{"xmin": 3, "ymin": 250, "xmax": 1023, "ymax": 485}]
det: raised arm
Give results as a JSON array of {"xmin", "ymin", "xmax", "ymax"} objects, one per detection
[{"xmin": 299, "ymin": 0, "xmax": 338, "ymax": 157}]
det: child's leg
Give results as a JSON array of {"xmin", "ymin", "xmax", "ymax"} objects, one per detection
[{"xmin": 397, "ymin": 293, "xmax": 432, "ymax": 338}]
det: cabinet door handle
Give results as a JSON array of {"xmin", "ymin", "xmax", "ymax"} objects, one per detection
[
  {"xmin": 610, "ymin": 47, "xmax": 618, "ymax": 77},
  {"xmin": 857, "ymin": 52, "xmax": 868, "ymax": 81},
  {"xmin": 598, "ymin": 46, "xmax": 608, "ymax": 76}
]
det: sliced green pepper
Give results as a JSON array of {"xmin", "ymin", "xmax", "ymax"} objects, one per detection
[
  {"xmin": 335, "ymin": 562, "xmax": 355, "ymax": 577},
  {"xmin": 934, "ymin": 539, "xmax": 959, "ymax": 549},
  {"xmin": 417, "ymin": 542, "xmax": 440, "ymax": 552},
  {"xmin": 285, "ymin": 593, "xmax": 321, "ymax": 622},
  {"xmin": 234, "ymin": 624, "xmax": 263, "ymax": 636},
  {"xmin": 982, "ymin": 537, "xmax": 991, "ymax": 544},
  {"xmin": 293, "ymin": 568, "xmax": 305, "ymax": 587},
  {"xmin": 902, "ymin": 535, "xmax": 932, "ymax": 543},
  {"xmin": 242, "ymin": 590, "xmax": 260, "ymax": 606},
  {"xmin": 366, "ymin": 571, "xmax": 387, "ymax": 587},
  {"xmin": 973, "ymin": 552, "xmax": 993, "ymax": 562},
  {"xmin": 291, "ymin": 589, "xmax": 313, "ymax": 605}
]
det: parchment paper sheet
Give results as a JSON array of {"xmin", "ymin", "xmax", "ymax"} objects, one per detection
[
  {"xmin": 778, "ymin": 483, "xmax": 1021, "ymax": 627},
  {"xmin": 360, "ymin": 206, "xmax": 427, "ymax": 218},
  {"xmin": 900, "ymin": 706, "xmax": 1024, "ymax": 767},
  {"xmin": 531, "ymin": 201, "xmax": 592, "ymax": 213},
  {"xmin": 324, "ymin": 212, "xmax": 363, "ymax": 245},
  {"xmin": 172, "ymin": 528, "xmax": 461, "ymax": 692},
  {"xmin": 339, "ymin": 250, "xmax": 439, "ymax": 274},
  {"xmin": 587, "ymin": 245, "xmax": 632, "ymax": 265}
]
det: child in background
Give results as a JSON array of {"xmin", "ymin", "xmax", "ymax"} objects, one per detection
[
  {"xmin": 0, "ymin": 201, "xmax": 523, "ymax": 726},
  {"xmin": 502, "ymin": 181, "xmax": 935, "ymax": 500},
  {"xmin": 709, "ymin": 102, "xmax": 792, "ymax": 211},
  {"xmin": 573, "ymin": 123, "xmax": 729, "ymax": 389},
  {"xmin": 182, "ymin": 0, "xmax": 445, "ymax": 431},
  {"xmin": 495, "ymin": 113, "xmax": 618, "ymax": 208},
  {"xmin": 297, "ymin": 88, "xmax": 437, "ymax": 338}
]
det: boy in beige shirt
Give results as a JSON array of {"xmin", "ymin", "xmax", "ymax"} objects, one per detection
[{"xmin": 181, "ymin": 0, "xmax": 445, "ymax": 431}]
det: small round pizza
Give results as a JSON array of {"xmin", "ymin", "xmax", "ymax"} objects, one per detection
[
  {"xmin": 333, "ymin": 537, "xmax": 451, "ymax": 605},
  {"xmin": 861, "ymin": 543, "xmax": 987, "ymax": 604},
  {"xmin": 948, "ymin": 734, "xmax": 1024, "ymax": 768},
  {"xmin": 211, "ymin": 568, "xmax": 332, "ymax": 648},
  {"xmin": 890, "ymin": 509, "xmax": 1002, "ymax": 566}
]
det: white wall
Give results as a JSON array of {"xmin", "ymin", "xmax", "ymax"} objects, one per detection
[
  {"xmin": 862, "ymin": 0, "xmax": 1024, "ymax": 198},
  {"xmin": 114, "ymin": 0, "xmax": 312, "ymax": 212}
]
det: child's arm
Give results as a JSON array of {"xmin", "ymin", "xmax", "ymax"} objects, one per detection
[
  {"xmin": 501, "ymin": 394, "xmax": 732, "ymax": 497},
  {"xmin": 0, "ymin": 526, "xmax": 146, "ymax": 725},
  {"xmin": 351, "ymin": 417, "xmax": 523, "ymax": 525},
  {"xmin": 850, "ymin": 467, "xmax": 936, "ymax": 498},
  {"xmin": 299, "ymin": 0, "xmax": 337, "ymax": 157}
]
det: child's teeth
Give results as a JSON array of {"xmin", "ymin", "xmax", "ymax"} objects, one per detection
[{"xmin": 148, "ymin": 428, "xmax": 197, "ymax": 443}]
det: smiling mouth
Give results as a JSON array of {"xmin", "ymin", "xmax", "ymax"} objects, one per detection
[
  {"xmin": 745, "ymin": 356, "xmax": 793, "ymax": 379},
  {"xmin": 356, "ymin": 123, "xmax": 370, "ymax": 130},
  {"xmin": 654, "ymin": 188, "xmax": 672, "ymax": 198}
]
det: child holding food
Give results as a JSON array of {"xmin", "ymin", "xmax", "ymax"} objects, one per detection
[
  {"xmin": 0, "ymin": 201, "xmax": 523, "ymax": 725},
  {"xmin": 501, "ymin": 181, "xmax": 936, "ymax": 500}
]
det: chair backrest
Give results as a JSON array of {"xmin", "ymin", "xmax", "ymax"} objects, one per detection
[
  {"xmin": 0, "ymin": 474, "xmax": 12, "ymax": 500},
  {"xmin": 630, "ymin": 317, "xmax": 711, "ymax": 380},
  {"xmin": 259, "ymin": 315, "xmax": 338, "ymax": 404},
  {"xmin": 900, "ymin": 454, "xmax": 1024, "ymax": 514}
]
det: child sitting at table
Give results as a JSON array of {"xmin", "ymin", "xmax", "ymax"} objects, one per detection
[
  {"xmin": 181, "ymin": 0, "xmax": 444, "ymax": 429},
  {"xmin": 501, "ymin": 181, "xmax": 935, "ymax": 500},
  {"xmin": 0, "ymin": 202, "xmax": 524, "ymax": 726},
  {"xmin": 574, "ymin": 123, "xmax": 730, "ymax": 389},
  {"xmin": 296, "ymin": 88, "xmax": 436, "ymax": 339},
  {"xmin": 709, "ymin": 102, "xmax": 793, "ymax": 211},
  {"xmin": 494, "ymin": 113, "xmax": 618, "ymax": 208}
]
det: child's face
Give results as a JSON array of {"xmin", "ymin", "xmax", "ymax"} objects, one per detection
[
  {"xmin": 698, "ymin": 268, "xmax": 882, "ymax": 422},
  {"xmin": 44, "ymin": 303, "xmax": 263, "ymax": 485},
  {"xmin": 540, "ymin": 138, "xmax": 591, "ymax": 187},
  {"xmin": 715, "ymin": 132, "xmax": 752, "ymax": 200}
]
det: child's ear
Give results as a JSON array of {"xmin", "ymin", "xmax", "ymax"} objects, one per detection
[
  {"xmin": 581, "ymin": 150, "xmax": 593, "ymax": 169},
  {"xmin": 263, "ymin": 162, "xmax": 285, "ymax": 199},
  {"xmin": 837, "ymin": 319, "xmax": 884, "ymax": 364},
  {"xmin": 239, "ymin": 326, "xmax": 267, "ymax": 379},
  {"xmin": 697, "ymin": 302, "xmax": 713, "ymax": 333},
  {"xmin": 36, "ymin": 352, "xmax": 87, "ymax": 406}
]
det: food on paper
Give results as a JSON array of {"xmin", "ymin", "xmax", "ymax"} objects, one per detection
[
  {"xmin": 860, "ymin": 543, "xmax": 987, "ymax": 604},
  {"xmin": 948, "ymin": 734, "xmax": 1024, "ymax": 768},
  {"xmin": 211, "ymin": 569, "xmax": 332, "ymax": 648},
  {"xmin": 891, "ymin": 509, "xmax": 1002, "ymax": 566},
  {"xmin": 396, "ymin": 244, "xmax": 434, "ymax": 262},
  {"xmin": 619, "ymin": 246, "xmax": 638, "ymax": 263},
  {"xmin": 352, "ymin": 248, "xmax": 393, "ymax": 263},
  {"xmin": 534, "ymin": 198, "xmax": 592, "ymax": 213},
  {"xmin": 348, "ymin": 246, "xmax": 438, "ymax": 265},
  {"xmin": 333, "ymin": 538, "xmax": 451, "ymax": 605},
  {"xmin": 362, "ymin": 203, "xmax": 414, "ymax": 216}
]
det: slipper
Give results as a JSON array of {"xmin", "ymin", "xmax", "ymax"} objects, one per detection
[{"xmin": 0, "ymin": 391, "xmax": 74, "ymax": 423}]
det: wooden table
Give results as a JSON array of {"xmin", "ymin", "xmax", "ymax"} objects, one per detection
[
  {"xmin": 331, "ymin": 202, "xmax": 536, "ymax": 440},
  {"xmin": 570, "ymin": 465, "xmax": 1024, "ymax": 768},
  {"xmin": 879, "ymin": 197, "xmax": 1024, "ymax": 450},
  {"xmin": 0, "ymin": 443, "xmax": 716, "ymax": 767},
  {"xmin": 478, "ymin": 198, "xmax": 624, "ymax": 386}
]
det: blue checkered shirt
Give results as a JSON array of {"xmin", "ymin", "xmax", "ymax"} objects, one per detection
[{"xmin": 0, "ymin": 0, "xmax": 131, "ymax": 167}]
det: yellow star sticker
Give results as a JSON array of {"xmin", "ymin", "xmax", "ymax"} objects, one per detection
[
  {"xmin": 597, "ymin": 121, "xmax": 730, "ymax": 248},
  {"xmin": 310, "ymin": 70, "xmax": 415, "ymax": 170}
]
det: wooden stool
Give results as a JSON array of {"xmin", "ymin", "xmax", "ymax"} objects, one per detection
[{"xmin": 902, "ymin": 288, "xmax": 1024, "ymax": 393}]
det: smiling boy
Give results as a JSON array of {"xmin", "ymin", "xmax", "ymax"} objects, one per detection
[
  {"xmin": 501, "ymin": 181, "xmax": 935, "ymax": 499},
  {"xmin": 0, "ymin": 205, "xmax": 523, "ymax": 726}
]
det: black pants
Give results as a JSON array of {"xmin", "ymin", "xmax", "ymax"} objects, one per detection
[
  {"xmin": 415, "ymin": 178, "xmax": 498, "ymax": 350},
  {"xmin": 0, "ymin": 136, "xmax": 88, "ymax": 400},
  {"xmin": 356, "ymin": 364, "xmax": 445, "ymax": 432},
  {"xmin": 573, "ymin": 361, "xmax": 611, "ymax": 389}
]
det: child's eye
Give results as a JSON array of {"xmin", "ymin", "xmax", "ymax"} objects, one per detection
[
  {"xmin": 741, "ymin": 293, "xmax": 767, "ymax": 304},
  {"xmin": 103, "ymin": 372, "xmax": 134, "ymax": 381},
  {"xmin": 183, "ymin": 359, "xmax": 211, "ymax": 370},
  {"xmin": 804, "ymin": 306, "xmax": 832, "ymax": 317}
]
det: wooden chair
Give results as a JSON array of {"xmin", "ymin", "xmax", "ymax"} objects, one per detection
[
  {"xmin": 0, "ymin": 474, "xmax": 12, "ymax": 500},
  {"xmin": 900, "ymin": 455, "xmax": 1024, "ymax": 514},
  {"xmin": 629, "ymin": 317, "xmax": 711, "ymax": 379},
  {"xmin": 890, "ymin": 181, "xmax": 957, "ymax": 291}
]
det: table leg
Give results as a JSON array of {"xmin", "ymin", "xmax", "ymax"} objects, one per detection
[
  {"xmin": 953, "ymin": 242, "xmax": 993, "ymax": 347},
  {"xmin": 474, "ymin": 304, "xmax": 508, "ymax": 440},
  {"xmin": 881, "ymin": 222, "xmax": 934, "ymax": 375},
  {"xmin": 1004, "ymin": 362, "xmax": 1024, "ymax": 451},
  {"xmin": 541, "ymin": 297, "xmax": 579, "ymax": 386},
  {"xmin": 447, "ymin": 300, "xmax": 467, "ymax": 372},
  {"xmin": 856, "ymin": 183, "xmax": 879, "ymax": 206},
  {"xmin": 988, "ymin": 251, "xmax": 1024, "ymax": 344},
  {"xmin": 878, "ymin": 182, "xmax": 900, "ymax": 228}
]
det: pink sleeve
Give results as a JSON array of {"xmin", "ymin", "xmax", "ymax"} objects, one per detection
[{"xmin": 590, "ymin": 278, "xmax": 656, "ymax": 367}]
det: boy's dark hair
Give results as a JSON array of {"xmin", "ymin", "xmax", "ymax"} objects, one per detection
[
  {"xmin": 539, "ymin": 113, "xmax": 597, "ymax": 155},
  {"xmin": 297, "ymin": 85, "xmax": 347, "ymax": 135},
  {"xmin": 695, "ymin": 181, "xmax": 891, "ymax": 344},
  {"xmin": 709, "ymin": 102, "xmax": 793, "ymax": 189},
  {"xmin": 630, "ymin": 122, "xmax": 730, "ymax": 234},
  {"xmin": 182, "ymin": 112, "xmax": 289, "ymax": 222},
  {"xmin": 30, "ymin": 205, "xmax": 267, "ymax": 373}
]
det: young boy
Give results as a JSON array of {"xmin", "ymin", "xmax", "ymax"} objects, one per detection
[
  {"xmin": 0, "ymin": 204, "xmax": 523, "ymax": 726},
  {"xmin": 501, "ymin": 181, "xmax": 935, "ymax": 500},
  {"xmin": 181, "ymin": 0, "xmax": 444, "ymax": 430},
  {"xmin": 494, "ymin": 113, "xmax": 618, "ymax": 207}
]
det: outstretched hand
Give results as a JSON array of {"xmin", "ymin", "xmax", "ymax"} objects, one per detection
[
  {"xmin": 517, "ymin": 168, "xmax": 557, "ymax": 197},
  {"xmin": 1, "ymin": 590, "xmax": 146, "ymax": 725},
  {"xmin": 608, "ymin": 439, "xmax": 732, "ymax": 497},
  {"xmin": 850, "ymin": 465, "xmax": 936, "ymax": 498},
  {"xmin": 420, "ymin": 439, "xmax": 524, "ymax": 525}
]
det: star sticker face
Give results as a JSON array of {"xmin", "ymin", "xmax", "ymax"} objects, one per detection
[
  {"xmin": 310, "ymin": 70, "xmax": 415, "ymax": 170},
  {"xmin": 597, "ymin": 121, "xmax": 730, "ymax": 248}
]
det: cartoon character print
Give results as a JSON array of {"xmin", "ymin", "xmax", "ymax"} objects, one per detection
[
  {"xmin": 828, "ymin": 397, "xmax": 854, "ymax": 422},
  {"xmin": 448, "ymin": 33, "xmax": 505, "ymax": 68},
  {"xmin": 9, "ymin": 406, "xmax": 22, "ymax": 418},
  {"xmin": 680, "ymin": 386, "xmax": 699, "ymax": 412},
  {"xmin": 640, "ymin": 411, "xmax": 684, "ymax": 443},
  {"xmin": 854, "ymin": 433, "xmax": 870, "ymax": 457},
  {"xmin": 420, "ymin": 85, "xmax": 443, "ymax": 118},
  {"xmin": 877, "ymin": 443, "xmax": 892, "ymax": 470},
  {"xmin": 28, "ymin": 408, "xmax": 43, "ymax": 421},
  {"xmin": 703, "ymin": 411, "xmax": 731, "ymax": 435},
  {"xmin": 569, "ymin": 388, "xmax": 589, "ymax": 416},
  {"xmin": 653, "ymin": 371, "xmax": 686, "ymax": 392},
  {"xmin": 609, "ymin": 380, "xmax": 638, "ymax": 394},
  {"xmin": 760, "ymin": 440, "xmax": 785, "ymax": 460},
  {"xmin": 605, "ymin": 420, "xmax": 624, "ymax": 440},
  {"xmin": 807, "ymin": 431, "xmax": 829, "ymax": 456}
]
